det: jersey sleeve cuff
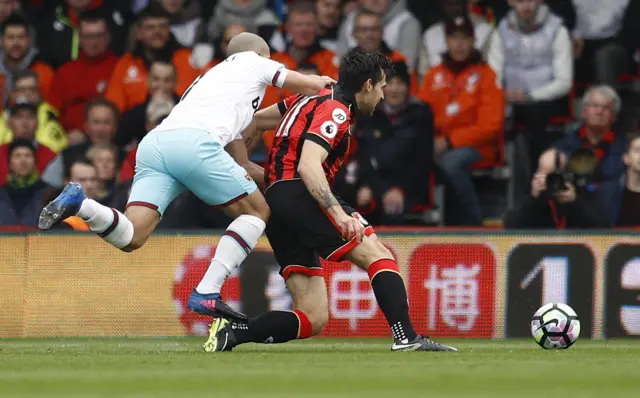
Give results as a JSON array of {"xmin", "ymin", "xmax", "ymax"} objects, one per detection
[
  {"xmin": 272, "ymin": 66, "xmax": 289, "ymax": 88},
  {"xmin": 277, "ymin": 101, "xmax": 287, "ymax": 116},
  {"xmin": 305, "ymin": 132, "xmax": 332, "ymax": 153}
]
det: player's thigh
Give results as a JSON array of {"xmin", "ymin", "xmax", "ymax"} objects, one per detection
[
  {"xmin": 223, "ymin": 189, "xmax": 270, "ymax": 222},
  {"xmin": 128, "ymin": 133, "xmax": 187, "ymax": 217},
  {"xmin": 265, "ymin": 216, "xmax": 323, "ymax": 280},
  {"xmin": 177, "ymin": 134, "xmax": 259, "ymax": 209},
  {"xmin": 286, "ymin": 273, "xmax": 329, "ymax": 335},
  {"xmin": 343, "ymin": 233, "xmax": 394, "ymax": 270}
]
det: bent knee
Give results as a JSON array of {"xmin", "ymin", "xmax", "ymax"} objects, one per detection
[{"xmin": 296, "ymin": 307, "xmax": 329, "ymax": 336}]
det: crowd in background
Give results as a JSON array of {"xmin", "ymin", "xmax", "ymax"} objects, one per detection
[{"xmin": 0, "ymin": 0, "xmax": 639, "ymax": 230}]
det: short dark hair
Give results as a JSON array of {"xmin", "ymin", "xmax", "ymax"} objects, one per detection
[
  {"xmin": 79, "ymin": 9, "xmax": 108, "ymax": 26},
  {"xmin": 85, "ymin": 98, "xmax": 120, "ymax": 121},
  {"xmin": 287, "ymin": 0, "xmax": 316, "ymax": 16},
  {"xmin": 626, "ymin": 133, "xmax": 640, "ymax": 153},
  {"xmin": 137, "ymin": 4, "xmax": 171, "ymax": 24},
  {"xmin": 66, "ymin": 157, "xmax": 96, "ymax": 180},
  {"xmin": 13, "ymin": 69, "xmax": 37, "ymax": 89},
  {"xmin": 337, "ymin": 49, "xmax": 392, "ymax": 95},
  {"xmin": 2, "ymin": 13, "xmax": 29, "ymax": 36}
]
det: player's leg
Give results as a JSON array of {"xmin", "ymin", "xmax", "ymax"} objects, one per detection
[
  {"xmin": 171, "ymin": 132, "xmax": 267, "ymax": 321},
  {"xmin": 344, "ymin": 234, "xmax": 457, "ymax": 352},
  {"xmin": 205, "ymin": 273, "xmax": 328, "ymax": 352},
  {"xmin": 38, "ymin": 133, "xmax": 183, "ymax": 252}
]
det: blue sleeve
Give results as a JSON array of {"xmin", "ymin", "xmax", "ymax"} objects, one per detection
[{"xmin": 553, "ymin": 132, "xmax": 578, "ymax": 155}]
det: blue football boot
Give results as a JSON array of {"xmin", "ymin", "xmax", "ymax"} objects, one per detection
[
  {"xmin": 187, "ymin": 289, "xmax": 248, "ymax": 323},
  {"xmin": 39, "ymin": 182, "xmax": 86, "ymax": 230}
]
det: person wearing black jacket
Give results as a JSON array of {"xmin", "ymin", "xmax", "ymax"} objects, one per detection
[
  {"xmin": 36, "ymin": 0, "xmax": 135, "ymax": 68},
  {"xmin": 333, "ymin": 61, "xmax": 433, "ymax": 225},
  {"xmin": 504, "ymin": 170, "xmax": 610, "ymax": 229}
]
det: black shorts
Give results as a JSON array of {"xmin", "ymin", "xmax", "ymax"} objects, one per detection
[{"xmin": 264, "ymin": 179, "xmax": 374, "ymax": 279}]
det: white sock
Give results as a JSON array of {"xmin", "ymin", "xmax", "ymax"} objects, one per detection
[
  {"xmin": 196, "ymin": 214, "xmax": 266, "ymax": 294},
  {"xmin": 78, "ymin": 199, "xmax": 134, "ymax": 249}
]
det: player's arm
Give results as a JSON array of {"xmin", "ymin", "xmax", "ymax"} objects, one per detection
[
  {"xmin": 225, "ymin": 139, "xmax": 264, "ymax": 187},
  {"xmin": 254, "ymin": 103, "xmax": 282, "ymax": 131},
  {"xmin": 281, "ymin": 70, "xmax": 336, "ymax": 96},
  {"xmin": 297, "ymin": 140, "xmax": 364, "ymax": 242}
]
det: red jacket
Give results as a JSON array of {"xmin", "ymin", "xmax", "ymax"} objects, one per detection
[{"xmin": 49, "ymin": 51, "xmax": 119, "ymax": 131}]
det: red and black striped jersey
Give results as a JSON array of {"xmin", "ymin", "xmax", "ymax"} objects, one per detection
[{"xmin": 264, "ymin": 87, "xmax": 356, "ymax": 189}]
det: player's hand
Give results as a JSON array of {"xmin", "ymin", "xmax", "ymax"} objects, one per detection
[
  {"xmin": 356, "ymin": 186, "xmax": 373, "ymax": 207},
  {"xmin": 554, "ymin": 183, "xmax": 577, "ymax": 204},
  {"xmin": 383, "ymin": 188, "xmax": 404, "ymax": 215},
  {"xmin": 334, "ymin": 210, "xmax": 365, "ymax": 242},
  {"xmin": 321, "ymin": 76, "xmax": 337, "ymax": 87},
  {"xmin": 531, "ymin": 172, "xmax": 547, "ymax": 199}
]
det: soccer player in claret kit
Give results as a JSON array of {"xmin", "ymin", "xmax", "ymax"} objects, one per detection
[
  {"xmin": 37, "ymin": 33, "xmax": 335, "ymax": 323},
  {"xmin": 205, "ymin": 50, "xmax": 457, "ymax": 352}
]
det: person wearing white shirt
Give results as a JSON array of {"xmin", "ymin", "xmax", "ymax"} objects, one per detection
[
  {"xmin": 572, "ymin": 0, "xmax": 630, "ymax": 84},
  {"xmin": 488, "ymin": 0, "xmax": 573, "ymax": 194}
]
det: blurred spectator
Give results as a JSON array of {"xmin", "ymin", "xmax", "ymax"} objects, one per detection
[
  {"xmin": 0, "ymin": 101, "xmax": 57, "ymax": 185},
  {"xmin": 488, "ymin": 0, "xmax": 573, "ymax": 186},
  {"xmin": 86, "ymin": 142, "xmax": 117, "ymax": 204},
  {"xmin": 352, "ymin": 10, "xmax": 418, "ymax": 93},
  {"xmin": 207, "ymin": 0, "xmax": 278, "ymax": 43},
  {"xmin": 296, "ymin": 62, "xmax": 319, "ymax": 75},
  {"xmin": 263, "ymin": 0, "xmax": 338, "ymax": 107},
  {"xmin": 420, "ymin": 16, "xmax": 504, "ymax": 226},
  {"xmin": 422, "ymin": 0, "xmax": 492, "ymax": 72},
  {"xmin": 315, "ymin": 0, "xmax": 342, "ymax": 52},
  {"xmin": 508, "ymin": 85, "xmax": 628, "ymax": 229},
  {"xmin": 336, "ymin": 61, "xmax": 433, "ymax": 225},
  {"xmin": 539, "ymin": 86, "xmax": 626, "ymax": 182},
  {"xmin": 157, "ymin": 0, "xmax": 204, "ymax": 48},
  {"xmin": 338, "ymin": 0, "xmax": 422, "ymax": 70},
  {"xmin": 105, "ymin": 5, "xmax": 197, "ymax": 113},
  {"xmin": 503, "ymin": 158, "xmax": 610, "ymax": 229},
  {"xmin": 0, "ymin": 0, "xmax": 19, "ymax": 24},
  {"xmin": 0, "ymin": 71, "xmax": 67, "ymax": 153},
  {"xmin": 0, "ymin": 13, "xmax": 53, "ymax": 108},
  {"xmin": 36, "ymin": 0, "xmax": 134, "ymax": 68},
  {"xmin": 201, "ymin": 23, "xmax": 250, "ymax": 71},
  {"xmin": 118, "ymin": 104, "xmax": 172, "ymax": 182},
  {"xmin": 49, "ymin": 10, "xmax": 118, "ymax": 137},
  {"xmin": 607, "ymin": 134, "xmax": 640, "ymax": 227},
  {"xmin": 572, "ymin": 0, "xmax": 630, "ymax": 85},
  {"xmin": 50, "ymin": 157, "xmax": 98, "ymax": 230},
  {"xmin": 42, "ymin": 98, "xmax": 120, "ymax": 188},
  {"xmin": 115, "ymin": 60, "xmax": 178, "ymax": 148},
  {"xmin": 0, "ymin": 139, "xmax": 49, "ymax": 226}
]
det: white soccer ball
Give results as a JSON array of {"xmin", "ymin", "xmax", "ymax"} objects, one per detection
[{"xmin": 531, "ymin": 303, "xmax": 580, "ymax": 349}]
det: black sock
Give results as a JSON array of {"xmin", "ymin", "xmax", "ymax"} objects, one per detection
[
  {"xmin": 231, "ymin": 311, "xmax": 304, "ymax": 344},
  {"xmin": 369, "ymin": 261, "xmax": 418, "ymax": 342}
]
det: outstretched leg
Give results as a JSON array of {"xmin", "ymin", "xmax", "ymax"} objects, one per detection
[{"xmin": 345, "ymin": 234, "xmax": 457, "ymax": 352}]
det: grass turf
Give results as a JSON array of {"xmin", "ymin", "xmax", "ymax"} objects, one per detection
[{"xmin": 0, "ymin": 338, "xmax": 639, "ymax": 398}]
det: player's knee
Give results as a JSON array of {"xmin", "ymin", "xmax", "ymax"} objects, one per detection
[
  {"xmin": 307, "ymin": 308, "xmax": 329, "ymax": 336},
  {"xmin": 351, "ymin": 235, "xmax": 393, "ymax": 267}
]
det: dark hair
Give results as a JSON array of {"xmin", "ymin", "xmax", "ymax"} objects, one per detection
[
  {"xmin": 79, "ymin": 9, "xmax": 108, "ymax": 26},
  {"xmin": 66, "ymin": 157, "xmax": 96, "ymax": 180},
  {"xmin": 2, "ymin": 13, "xmax": 29, "ymax": 36},
  {"xmin": 137, "ymin": 4, "xmax": 171, "ymax": 24},
  {"xmin": 287, "ymin": 0, "xmax": 316, "ymax": 16},
  {"xmin": 626, "ymin": 133, "xmax": 640, "ymax": 153},
  {"xmin": 13, "ymin": 69, "xmax": 37, "ymax": 89},
  {"xmin": 337, "ymin": 49, "xmax": 392, "ymax": 95},
  {"xmin": 85, "ymin": 98, "xmax": 120, "ymax": 122}
]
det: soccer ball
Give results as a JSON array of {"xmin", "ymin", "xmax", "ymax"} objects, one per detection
[{"xmin": 531, "ymin": 303, "xmax": 580, "ymax": 349}]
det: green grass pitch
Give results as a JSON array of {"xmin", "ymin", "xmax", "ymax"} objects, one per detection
[{"xmin": 1, "ymin": 338, "xmax": 639, "ymax": 398}]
